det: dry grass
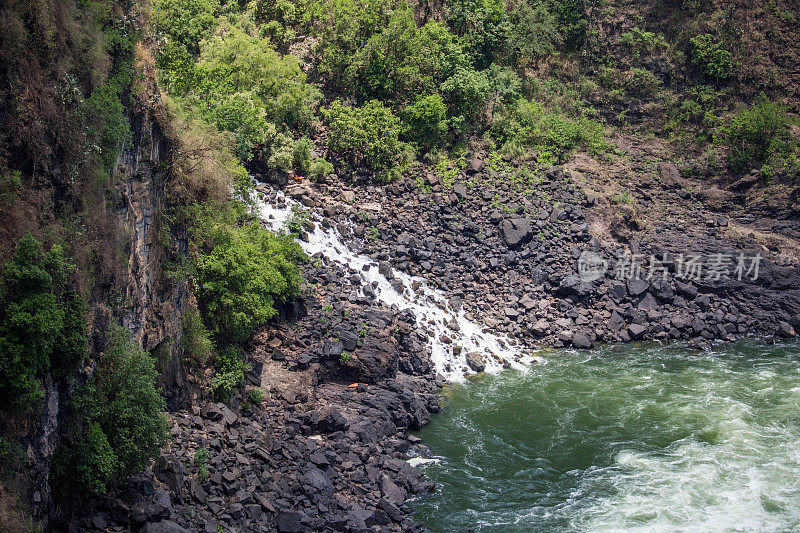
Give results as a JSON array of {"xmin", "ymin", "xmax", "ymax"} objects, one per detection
[
  {"xmin": 0, "ymin": 481, "xmax": 37, "ymax": 533},
  {"xmin": 725, "ymin": 222, "xmax": 800, "ymax": 265}
]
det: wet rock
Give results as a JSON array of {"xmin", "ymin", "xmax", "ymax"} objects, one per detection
[
  {"xmin": 465, "ymin": 353, "xmax": 486, "ymax": 372},
  {"xmin": 608, "ymin": 310, "xmax": 625, "ymax": 332},
  {"xmin": 571, "ymin": 331, "xmax": 593, "ymax": 349},
  {"xmin": 777, "ymin": 321, "xmax": 796, "ymax": 338}
]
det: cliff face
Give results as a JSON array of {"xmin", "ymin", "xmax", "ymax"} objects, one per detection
[
  {"xmin": 18, "ymin": 103, "xmax": 190, "ymax": 526},
  {"xmin": 117, "ymin": 104, "xmax": 189, "ymax": 410}
]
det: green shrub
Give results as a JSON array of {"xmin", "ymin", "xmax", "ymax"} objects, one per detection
[
  {"xmin": 314, "ymin": 0, "xmax": 395, "ymax": 88},
  {"xmin": 549, "ymin": 0, "xmax": 587, "ymax": 51},
  {"xmin": 211, "ymin": 345, "xmax": 248, "ymax": 400},
  {"xmin": 248, "ymin": 388, "xmax": 264, "ymax": 404},
  {"xmin": 506, "ymin": 0, "xmax": 556, "ymax": 66},
  {"xmin": 324, "ymin": 100, "xmax": 404, "ymax": 171},
  {"xmin": 256, "ymin": 0, "xmax": 301, "ymax": 52},
  {"xmin": 402, "ymin": 94, "xmax": 448, "ymax": 149},
  {"xmin": 292, "ymin": 137, "xmax": 313, "ymax": 175},
  {"xmin": 624, "ymin": 67, "xmax": 660, "ymax": 95},
  {"xmin": 194, "ymin": 22, "xmax": 321, "ymax": 133},
  {"xmin": 620, "ymin": 27, "xmax": 669, "ymax": 60},
  {"xmin": 309, "ymin": 157, "xmax": 334, "ymax": 180},
  {"xmin": 0, "ymin": 235, "xmax": 86, "ymax": 410},
  {"xmin": 690, "ymin": 34, "xmax": 734, "ymax": 80},
  {"xmin": 726, "ymin": 94, "xmax": 794, "ymax": 175},
  {"xmin": 440, "ymin": 66, "xmax": 492, "ymax": 125},
  {"xmin": 193, "ymin": 215, "xmax": 306, "ymax": 343},
  {"xmin": 153, "ymin": 0, "xmax": 221, "ymax": 53},
  {"xmin": 82, "ymin": 65, "xmax": 133, "ymax": 170},
  {"xmin": 52, "ymin": 325, "xmax": 168, "ymax": 500},
  {"xmin": 0, "ymin": 436, "xmax": 24, "ymax": 478},
  {"xmin": 493, "ymin": 99, "xmax": 607, "ymax": 163},
  {"xmin": 181, "ymin": 308, "xmax": 213, "ymax": 367},
  {"xmin": 193, "ymin": 446, "xmax": 210, "ymax": 480},
  {"xmin": 446, "ymin": 0, "xmax": 510, "ymax": 70}
]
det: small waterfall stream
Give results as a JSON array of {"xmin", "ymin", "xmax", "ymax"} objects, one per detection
[{"xmin": 254, "ymin": 187, "xmax": 534, "ymax": 382}]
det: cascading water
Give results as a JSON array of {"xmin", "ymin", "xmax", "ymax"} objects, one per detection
[{"xmin": 254, "ymin": 186, "xmax": 533, "ymax": 382}]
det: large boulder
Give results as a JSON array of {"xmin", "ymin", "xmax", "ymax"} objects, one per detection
[
  {"xmin": 499, "ymin": 218, "xmax": 533, "ymax": 249},
  {"xmin": 530, "ymin": 318, "xmax": 550, "ymax": 337},
  {"xmin": 777, "ymin": 321, "xmax": 796, "ymax": 338},
  {"xmin": 627, "ymin": 323, "xmax": 648, "ymax": 339},
  {"xmin": 571, "ymin": 331, "xmax": 594, "ymax": 349},
  {"xmin": 465, "ymin": 352, "xmax": 486, "ymax": 372},
  {"xmin": 558, "ymin": 275, "xmax": 592, "ymax": 297}
]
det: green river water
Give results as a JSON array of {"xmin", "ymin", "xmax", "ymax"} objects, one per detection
[{"xmin": 411, "ymin": 340, "xmax": 800, "ymax": 532}]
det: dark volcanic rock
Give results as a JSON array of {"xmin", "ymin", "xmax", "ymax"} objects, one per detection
[
  {"xmin": 571, "ymin": 331, "xmax": 594, "ymax": 349},
  {"xmin": 499, "ymin": 218, "xmax": 533, "ymax": 248},
  {"xmin": 465, "ymin": 352, "xmax": 486, "ymax": 372}
]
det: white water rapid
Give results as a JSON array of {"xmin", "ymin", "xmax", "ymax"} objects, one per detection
[{"xmin": 254, "ymin": 187, "xmax": 532, "ymax": 382}]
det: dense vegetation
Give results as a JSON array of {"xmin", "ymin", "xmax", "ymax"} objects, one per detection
[
  {"xmin": 0, "ymin": 235, "xmax": 86, "ymax": 410},
  {"xmin": 52, "ymin": 326, "xmax": 168, "ymax": 500}
]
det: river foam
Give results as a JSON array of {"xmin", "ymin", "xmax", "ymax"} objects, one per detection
[{"xmin": 411, "ymin": 341, "xmax": 800, "ymax": 532}]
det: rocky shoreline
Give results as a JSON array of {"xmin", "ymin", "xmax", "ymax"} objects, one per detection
[{"xmin": 74, "ymin": 154, "xmax": 799, "ymax": 532}]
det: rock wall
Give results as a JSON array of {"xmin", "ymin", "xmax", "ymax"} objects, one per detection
[{"xmin": 116, "ymin": 105, "xmax": 189, "ymax": 410}]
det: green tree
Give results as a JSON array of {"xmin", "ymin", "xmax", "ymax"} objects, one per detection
[
  {"xmin": 193, "ymin": 218, "xmax": 306, "ymax": 343},
  {"xmin": 0, "ymin": 235, "xmax": 86, "ymax": 409},
  {"xmin": 52, "ymin": 325, "xmax": 168, "ymax": 499},
  {"xmin": 324, "ymin": 100, "xmax": 405, "ymax": 171}
]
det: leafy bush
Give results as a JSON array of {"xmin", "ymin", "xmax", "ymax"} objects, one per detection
[
  {"xmin": 690, "ymin": 34, "xmax": 734, "ymax": 80},
  {"xmin": 181, "ymin": 308, "xmax": 213, "ymax": 367},
  {"xmin": 194, "ymin": 22, "xmax": 321, "ymax": 135},
  {"xmin": 52, "ymin": 325, "xmax": 168, "ymax": 500},
  {"xmin": 440, "ymin": 66, "xmax": 493, "ymax": 125},
  {"xmin": 249, "ymin": 388, "xmax": 264, "ymax": 404},
  {"xmin": 493, "ymin": 99, "xmax": 607, "ymax": 163},
  {"xmin": 726, "ymin": 95, "xmax": 794, "ymax": 175},
  {"xmin": 193, "ymin": 214, "xmax": 306, "ymax": 343},
  {"xmin": 506, "ymin": 0, "xmax": 556, "ymax": 66},
  {"xmin": 620, "ymin": 27, "xmax": 669, "ymax": 61},
  {"xmin": 211, "ymin": 345, "xmax": 248, "ymax": 400},
  {"xmin": 309, "ymin": 157, "xmax": 334, "ymax": 180},
  {"xmin": 324, "ymin": 100, "xmax": 405, "ymax": 171},
  {"xmin": 313, "ymin": 0, "xmax": 395, "ymax": 88},
  {"xmin": 402, "ymin": 94, "xmax": 448, "ymax": 149},
  {"xmin": 0, "ymin": 235, "xmax": 86, "ymax": 410},
  {"xmin": 292, "ymin": 137, "xmax": 312, "ymax": 175},
  {"xmin": 193, "ymin": 446, "xmax": 210, "ymax": 480},
  {"xmin": 446, "ymin": 0, "xmax": 510, "ymax": 70},
  {"xmin": 549, "ymin": 0, "xmax": 587, "ymax": 51},
  {"xmin": 256, "ymin": 0, "xmax": 301, "ymax": 52},
  {"xmin": 153, "ymin": 0, "xmax": 220, "ymax": 52},
  {"xmin": 623, "ymin": 67, "xmax": 660, "ymax": 95}
]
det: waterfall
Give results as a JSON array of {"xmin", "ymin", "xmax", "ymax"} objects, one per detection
[{"xmin": 253, "ymin": 187, "xmax": 534, "ymax": 382}]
